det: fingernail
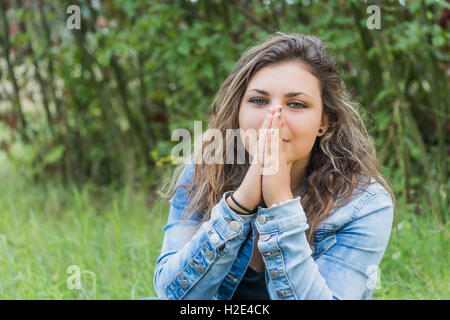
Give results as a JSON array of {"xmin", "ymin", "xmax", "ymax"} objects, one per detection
[{"xmin": 279, "ymin": 107, "xmax": 282, "ymax": 113}]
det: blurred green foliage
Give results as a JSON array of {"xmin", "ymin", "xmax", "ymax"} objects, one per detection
[{"xmin": 0, "ymin": 0, "xmax": 448, "ymax": 220}]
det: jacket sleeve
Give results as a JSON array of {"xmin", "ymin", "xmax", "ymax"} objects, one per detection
[
  {"xmin": 153, "ymin": 164, "xmax": 256, "ymax": 299},
  {"xmin": 255, "ymin": 192, "xmax": 394, "ymax": 300}
]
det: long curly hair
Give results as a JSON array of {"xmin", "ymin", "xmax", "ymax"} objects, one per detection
[{"xmin": 161, "ymin": 32, "xmax": 397, "ymax": 249}]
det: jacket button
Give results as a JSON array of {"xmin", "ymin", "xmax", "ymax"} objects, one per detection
[
  {"xmin": 229, "ymin": 221, "xmax": 240, "ymax": 232},
  {"xmin": 269, "ymin": 270, "xmax": 279, "ymax": 279},
  {"xmin": 205, "ymin": 249, "xmax": 214, "ymax": 260},
  {"xmin": 180, "ymin": 279, "xmax": 189, "ymax": 289},
  {"xmin": 277, "ymin": 291, "xmax": 286, "ymax": 299},
  {"xmin": 209, "ymin": 233, "xmax": 220, "ymax": 244},
  {"xmin": 258, "ymin": 215, "xmax": 267, "ymax": 224},
  {"xmin": 195, "ymin": 265, "xmax": 205, "ymax": 274}
]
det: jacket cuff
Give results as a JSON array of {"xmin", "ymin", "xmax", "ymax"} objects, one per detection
[
  {"xmin": 210, "ymin": 192, "xmax": 256, "ymax": 240},
  {"xmin": 255, "ymin": 197, "xmax": 309, "ymax": 233}
]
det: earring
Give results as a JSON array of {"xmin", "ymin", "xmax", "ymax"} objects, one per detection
[{"xmin": 319, "ymin": 128, "xmax": 323, "ymax": 133}]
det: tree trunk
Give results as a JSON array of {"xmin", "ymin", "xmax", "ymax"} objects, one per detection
[{"xmin": 0, "ymin": 0, "xmax": 29, "ymax": 142}]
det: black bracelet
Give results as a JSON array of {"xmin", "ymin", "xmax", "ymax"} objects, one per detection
[{"xmin": 229, "ymin": 192, "xmax": 257, "ymax": 214}]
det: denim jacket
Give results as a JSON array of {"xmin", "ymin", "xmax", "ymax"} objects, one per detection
[{"xmin": 153, "ymin": 164, "xmax": 394, "ymax": 300}]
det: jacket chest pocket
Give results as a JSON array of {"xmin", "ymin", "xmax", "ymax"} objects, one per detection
[{"xmin": 311, "ymin": 224, "xmax": 337, "ymax": 260}]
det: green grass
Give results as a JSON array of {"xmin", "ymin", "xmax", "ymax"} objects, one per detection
[
  {"xmin": 0, "ymin": 155, "xmax": 168, "ymax": 299},
  {"xmin": 0, "ymin": 155, "xmax": 448, "ymax": 299},
  {"xmin": 372, "ymin": 203, "xmax": 449, "ymax": 299}
]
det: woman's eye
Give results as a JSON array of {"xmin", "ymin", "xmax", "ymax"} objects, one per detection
[
  {"xmin": 288, "ymin": 102, "xmax": 308, "ymax": 109},
  {"xmin": 249, "ymin": 98, "xmax": 267, "ymax": 105},
  {"xmin": 249, "ymin": 98, "xmax": 307, "ymax": 109}
]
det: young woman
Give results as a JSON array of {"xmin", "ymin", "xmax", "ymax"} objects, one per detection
[{"xmin": 151, "ymin": 32, "xmax": 397, "ymax": 300}]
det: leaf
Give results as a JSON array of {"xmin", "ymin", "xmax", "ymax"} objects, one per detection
[
  {"xmin": 373, "ymin": 88, "xmax": 394, "ymax": 107},
  {"xmin": 43, "ymin": 145, "xmax": 65, "ymax": 165},
  {"xmin": 432, "ymin": 34, "xmax": 445, "ymax": 47}
]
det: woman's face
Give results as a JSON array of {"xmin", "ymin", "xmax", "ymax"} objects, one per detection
[{"xmin": 238, "ymin": 60, "xmax": 328, "ymax": 165}]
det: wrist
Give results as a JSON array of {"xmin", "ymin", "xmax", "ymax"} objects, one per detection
[
  {"xmin": 232, "ymin": 190, "xmax": 258, "ymax": 213},
  {"xmin": 265, "ymin": 192, "xmax": 294, "ymax": 208},
  {"xmin": 226, "ymin": 194, "xmax": 250, "ymax": 215}
]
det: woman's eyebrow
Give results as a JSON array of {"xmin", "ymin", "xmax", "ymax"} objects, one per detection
[{"xmin": 248, "ymin": 88, "xmax": 312, "ymax": 98}]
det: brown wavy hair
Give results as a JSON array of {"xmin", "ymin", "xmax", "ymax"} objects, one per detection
[{"xmin": 161, "ymin": 31, "xmax": 397, "ymax": 249}]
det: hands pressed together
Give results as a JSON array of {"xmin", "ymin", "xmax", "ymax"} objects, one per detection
[{"xmin": 227, "ymin": 106, "xmax": 294, "ymax": 214}]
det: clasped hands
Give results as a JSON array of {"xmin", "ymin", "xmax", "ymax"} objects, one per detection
[{"xmin": 227, "ymin": 106, "xmax": 294, "ymax": 214}]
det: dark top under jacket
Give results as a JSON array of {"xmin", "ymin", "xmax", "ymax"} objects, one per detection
[{"xmin": 231, "ymin": 266, "xmax": 270, "ymax": 300}]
